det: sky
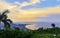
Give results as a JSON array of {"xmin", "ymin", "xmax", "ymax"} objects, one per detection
[{"xmin": 0, "ymin": 0, "xmax": 60, "ymax": 30}]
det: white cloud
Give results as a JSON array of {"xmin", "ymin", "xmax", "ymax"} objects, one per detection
[
  {"xmin": 0, "ymin": 1, "xmax": 17, "ymax": 11},
  {"xmin": 14, "ymin": 0, "xmax": 46, "ymax": 8},
  {"xmin": 0, "ymin": 0, "xmax": 46, "ymax": 9}
]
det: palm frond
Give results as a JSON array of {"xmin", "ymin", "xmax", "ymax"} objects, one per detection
[
  {"xmin": 6, "ymin": 19, "xmax": 13, "ymax": 24},
  {"xmin": 2, "ymin": 10, "xmax": 9, "ymax": 15}
]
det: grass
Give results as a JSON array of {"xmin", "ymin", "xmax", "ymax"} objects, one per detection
[{"xmin": 31, "ymin": 34, "xmax": 60, "ymax": 38}]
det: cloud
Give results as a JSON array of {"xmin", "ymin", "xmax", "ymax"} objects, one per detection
[
  {"xmin": 7, "ymin": 6, "xmax": 60, "ymax": 22},
  {"xmin": 14, "ymin": 0, "xmax": 46, "ymax": 7},
  {"xmin": 0, "ymin": 0, "xmax": 60, "ymax": 22},
  {"xmin": 0, "ymin": 0, "xmax": 46, "ymax": 9},
  {"xmin": 0, "ymin": 1, "xmax": 17, "ymax": 11},
  {"xmin": 38, "ymin": 14, "xmax": 60, "ymax": 22}
]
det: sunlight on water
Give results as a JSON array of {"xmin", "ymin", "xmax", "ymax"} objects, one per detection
[{"xmin": 25, "ymin": 24, "xmax": 39, "ymax": 30}]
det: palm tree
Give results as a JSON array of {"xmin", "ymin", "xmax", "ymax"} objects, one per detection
[{"xmin": 0, "ymin": 10, "xmax": 13, "ymax": 29}]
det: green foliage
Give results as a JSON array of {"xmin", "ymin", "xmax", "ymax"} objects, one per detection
[{"xmin": 0, "ymin": 27, "xmax": 59, "ymax": 38}]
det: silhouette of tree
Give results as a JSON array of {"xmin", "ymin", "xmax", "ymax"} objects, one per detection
[
  {"xmin": 0, "ymin": 10, "xmax": 13, "ymax": 29},
  {"xmin": 51, "ymin": 23, "xmax": 55, "ymax": 28}
]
